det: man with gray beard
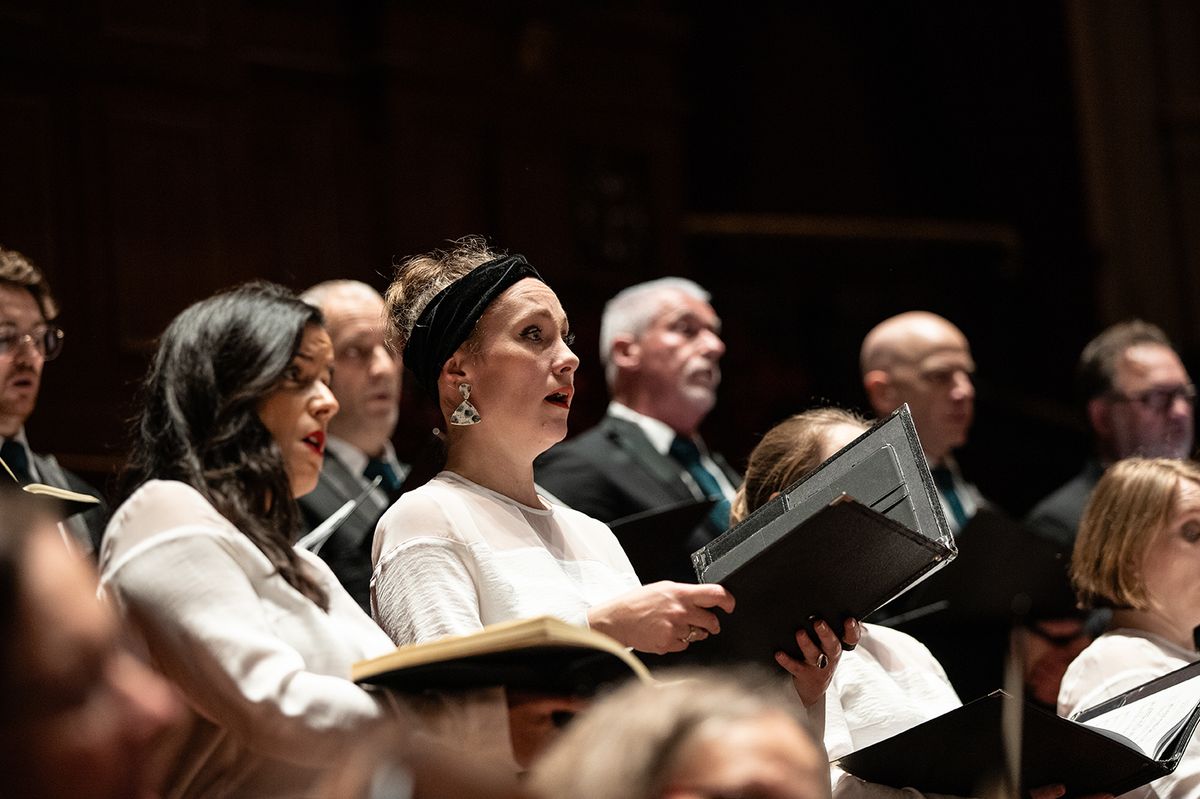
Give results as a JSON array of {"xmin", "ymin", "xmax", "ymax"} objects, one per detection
[{"xmin": 535, "ymin": 278, "xmax": 738, "ymax": 582}]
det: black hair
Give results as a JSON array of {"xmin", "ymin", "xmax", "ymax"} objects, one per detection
[
  {"xmin": 1077, "ymin": 319, "xmax": 1175, "ymax": 403},
  {"xmin": 120, "ymin": 282, "xmax": 329, "ymax": 609}
]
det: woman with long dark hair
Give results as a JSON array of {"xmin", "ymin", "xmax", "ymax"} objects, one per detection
[{"xmin": 98, "ymin": 282, "xmax": 397, "ymax": 799}]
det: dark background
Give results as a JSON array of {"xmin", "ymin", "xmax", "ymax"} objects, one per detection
[{"xmin": 2, "ymin": 1, "xmax": 1198, "ymax": 516}]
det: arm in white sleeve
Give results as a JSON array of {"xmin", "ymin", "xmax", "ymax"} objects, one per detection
[
  {"xmin": 372, "ymin": 537, "xmax": 484, "ymax": 645},
  {"xmin": 105, "ymin": 530, "xmax": 384, "ymax": 764}
]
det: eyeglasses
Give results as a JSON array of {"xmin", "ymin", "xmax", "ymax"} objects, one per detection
[
  {"xmin": 1108, "ymin": 384, "xmax": 1197, "ymax": 413},
  {"xmin": 0, "ymin": 325, "xmax": 64, "ymax": 361}
]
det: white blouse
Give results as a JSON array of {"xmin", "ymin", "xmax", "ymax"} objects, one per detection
[
  {"xmin": 99, "ymin": 480, "xmax": 396, "ymax": 799},
  {"xmin": 371, "ymin": 471, "xmax": 642, "ymax": 645},
  {"xmin": 1059, "ymin": 629, "xmax": 1200, "ymax": 799},
  {"xmin": 826, "ymin": 624, "xmax": 964, "ymax": 799}
]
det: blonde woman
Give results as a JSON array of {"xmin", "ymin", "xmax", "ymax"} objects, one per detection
[{"xmin": 1059, "ymin": 458, "xmax": 1200, "ymax": 798}]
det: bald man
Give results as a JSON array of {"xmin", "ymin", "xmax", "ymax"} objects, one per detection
[
  {"xmin": 861, "ymin": 311, "xmax": 984, "ymax": 535},
  {"xmin": 298, "ymin": 280, "xmax": 408, "ymax": 610}
]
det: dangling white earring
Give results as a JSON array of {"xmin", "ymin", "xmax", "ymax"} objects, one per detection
[{"xmin": 450, "ymin": 382, "xmax": 482, "ymax": 426}]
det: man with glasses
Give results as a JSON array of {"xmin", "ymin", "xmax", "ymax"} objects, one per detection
[
  {"xmin": 1028, "ymin": 320, "xmax": 1195, "ymax": 549},
  {"xmin": 0, "ymin": 246, "xmax": 106, "ymax": 555}
]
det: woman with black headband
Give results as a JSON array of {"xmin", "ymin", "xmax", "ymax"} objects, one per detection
[{"xmin": 371, "ymin": 237, "xmax": 851, "ymax": 767}]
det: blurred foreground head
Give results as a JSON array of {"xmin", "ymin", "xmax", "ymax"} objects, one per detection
[
  {"xmin": 528, "ymin": 667, "xmax": 831, "ymax": 799},
  {"xmin": 0, "ymin": 491, "xmax": 181, "ymax": 799}
]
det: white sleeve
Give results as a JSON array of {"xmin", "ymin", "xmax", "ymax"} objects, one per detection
[
  {"xmin": 104, "ymin": 531, "xmax": 384, "ymax": 764},
  {"xmin": 372, "ymin": 536, "xmax": 484, "ymax": 645}
]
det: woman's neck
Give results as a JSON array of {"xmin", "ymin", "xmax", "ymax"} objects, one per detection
[
  {"xmin": 443, "ymin": 438, "xmax": 541, "ymax": 508},
  {"xmin": 1110, "ymin": 607, "xmax": 1199, "ymax": 653}
]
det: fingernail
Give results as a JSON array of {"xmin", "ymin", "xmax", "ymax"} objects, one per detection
[{"xmin": 815, "ymin": 621, "xmax": 828, "ymax": 632}]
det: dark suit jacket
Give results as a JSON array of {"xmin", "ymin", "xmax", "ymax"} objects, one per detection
[
  {"xmin": 1026, "ymin": 459, "xmax": 1104, "ymax": 551},
  {"xmin": 534, "ymin": 414, "xmax": 740, "ymax": 581},
  {"xmin": 297, "ymin": 450, "xmax": 396, "ymax": 612},
  {"xmin": 31, "ymin": 451, "xmax": 109, "ymax": 557}
]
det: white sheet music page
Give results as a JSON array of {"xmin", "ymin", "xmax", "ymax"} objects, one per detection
[{"xmin": 1077, "ymin": 675, "xmax": 1200, "ymax": 759}]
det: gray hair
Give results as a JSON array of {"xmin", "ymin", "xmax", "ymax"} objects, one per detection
[{"xmin": 598, "ymin": 277, "xmax": 711, "ymax": 388}]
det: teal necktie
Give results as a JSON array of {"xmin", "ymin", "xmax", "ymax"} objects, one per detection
[
  {"xmin": 668, "ymin": 436, "xmax": 731, "ymax": 532},
  {"xmin": 931, "ymin": 465, "xmax": 968, "ymax": 531},
  {"xmin": 0, "ymin": 438, "xmax": 32, "ymax": 485},
  {"xmin": 363, "ymin": 457, "xmax": 401, "ymax": 494}
]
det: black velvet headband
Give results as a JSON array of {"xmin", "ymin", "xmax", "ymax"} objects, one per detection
[{"xmin": 403, "ymin": 254, "xmax": 543, "ymax": 397}]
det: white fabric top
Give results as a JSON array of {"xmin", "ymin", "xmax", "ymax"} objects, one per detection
[
  {"xmin": 1059, "ymin": 629, "xmax": 1200, "ymax": 799},
  {"xmin": 606, "ymin": 401, "xmax": 737, "ymax": 499},
  {"xmin": 99, "ymin": 480, "xmax": 396, "ymax": 799},
  {"xmin": 826, "ymin": 624, "xmax": 964, "ymax": 799},
  {"xmin": 371, "ymin": 471, "xmax": 642, "ymax": 645}
]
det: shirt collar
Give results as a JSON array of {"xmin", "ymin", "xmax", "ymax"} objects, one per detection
[
  {"xmin": 325, "ymin": 435, "xmax": 400, "ymax": 477},
  {"xmin": 608, "ymin": 402, "xmax": 692, "ymax": 456},
  {"xmin": 2, "ymin": 427, "xmax": 30, "ymax": 449}
]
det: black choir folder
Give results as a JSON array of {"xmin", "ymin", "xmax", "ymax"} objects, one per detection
[
  {"xmin": 838, "ymin": 659, "xmax": 1200, "ymax": 798},
  {"xmin": 610, "ymin": 497, "xmax": 715, "ymax": 584},
  {"xmin": 689, "ymin": 405, "xmax": 956, "ymax": 664},
  {"xmin": 352, "ymin": 616, "xmax": 650, "ymax": 695}
]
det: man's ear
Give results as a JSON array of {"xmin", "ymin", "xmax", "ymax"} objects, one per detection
[
  {"xmin": 863, "ymin": 370, "xmax": 897, "ymax": 415},
  {"xmin": 610, "ymin": 335, "xmax": 641, "ymax": 372},
  {"xmin": 1087, "ymin": 396, "xmax": 1112, "ymax": 439}
]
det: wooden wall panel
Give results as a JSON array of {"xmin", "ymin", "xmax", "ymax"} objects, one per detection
[
  {"xmin": 100, "ymin": 0, "xmax": 210, "ymax": 48},
  {"xmin": 0, "ymin": 94, "xmax": 57, "ymax": 269},
  {"xmin": 101, "ymin": 98, "xmax": 229, "ymax": 350},
  {"xmin": 1067, "ymin": 0, "xmax": 1200, "ymax": 352}
]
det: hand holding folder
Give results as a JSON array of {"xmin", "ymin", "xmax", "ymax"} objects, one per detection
[{"xmin": 686, "ymin": 406, "xmax": 955, "ymax": 666}]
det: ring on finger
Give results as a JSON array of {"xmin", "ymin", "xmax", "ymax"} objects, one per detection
[
  {"xmin": 683, "ymin": 625, "xmax": 703, "ymax": 643},
  {"xmin": 816, "ymin": 653, "xmax": 829, "ymax": 669}
]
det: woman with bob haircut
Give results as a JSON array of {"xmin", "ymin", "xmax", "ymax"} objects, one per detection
[
  {"xmin": 733, "ymin": 408, "xmax": 1107, "ymax": 799},
  {"xmin": 98, "ymin": 282, "xmax": 398, "ymax": 799},
  {"xmin": 1059, "ymin": 457, "xmax": 1200, "ymax": 798},
  {"xmin": 526, "ymin": 667, "xmax": 832, "ymax": 799},
  {"xmin": 372, "ymin": 237, "xmax": 853, "ymax": 765}
]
